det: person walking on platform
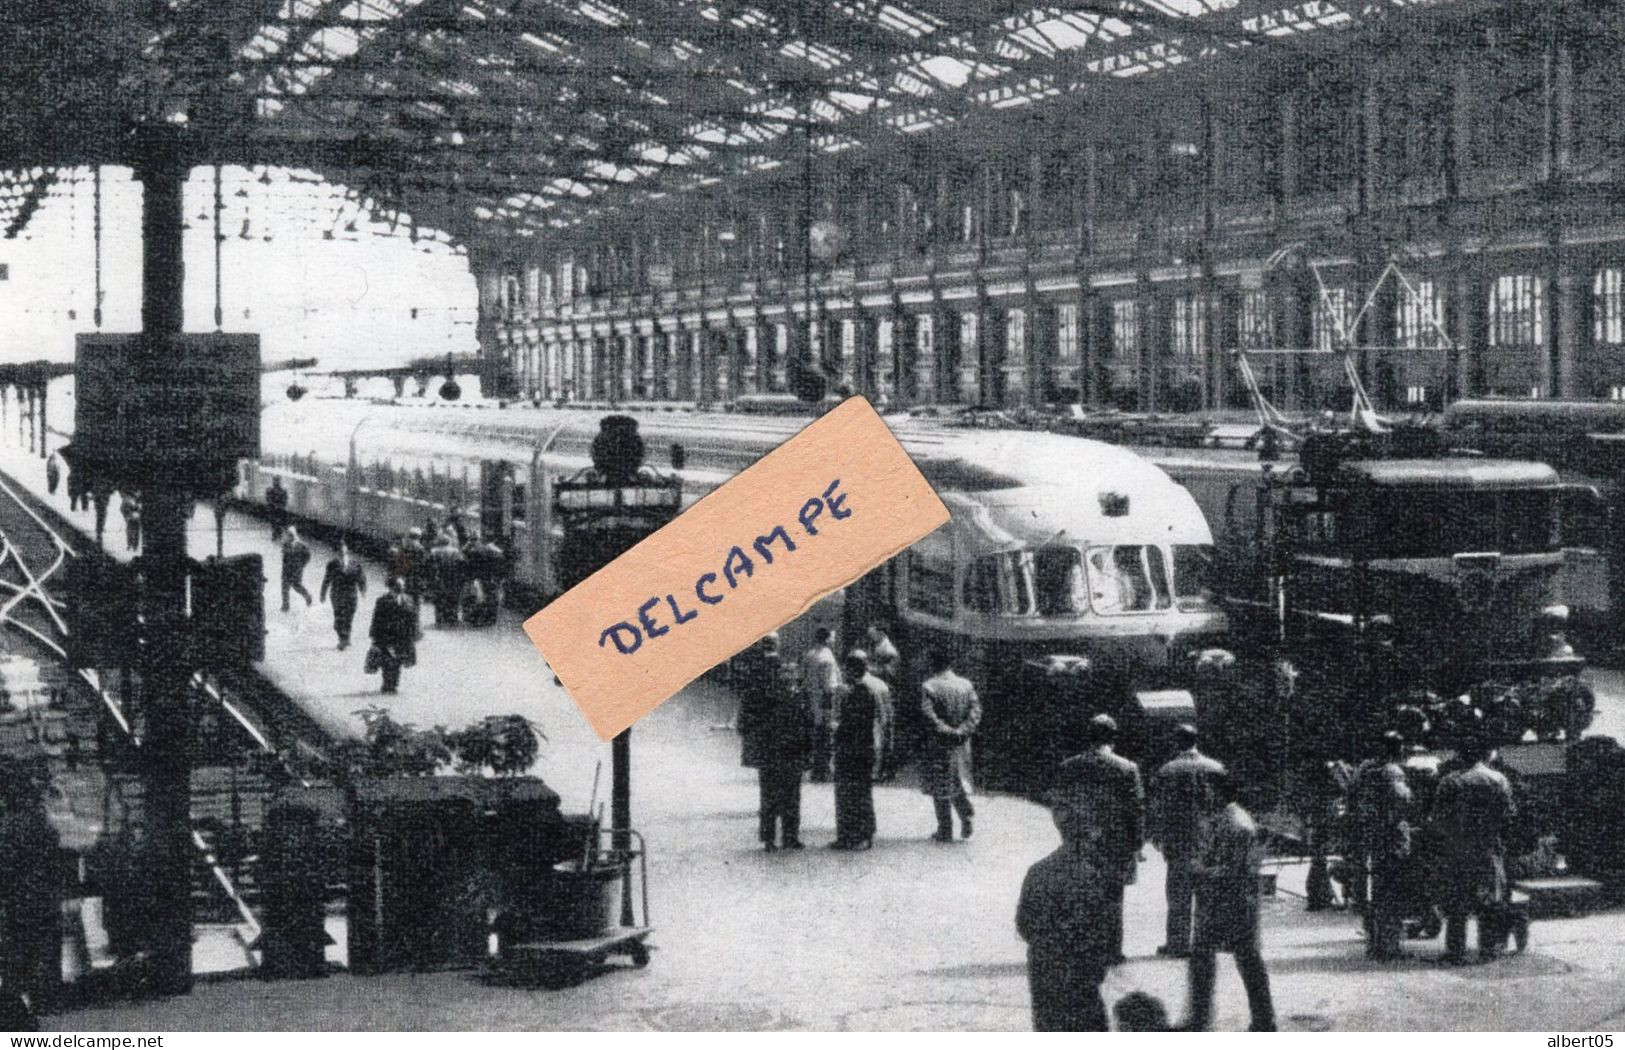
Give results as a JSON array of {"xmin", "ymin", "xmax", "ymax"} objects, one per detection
[
  {"xmin": 1053, "ymin": 714, "xmax": 1144, "ymax": 965},
  {"xmin": 464, "ymin": 533, "xmax": 507, "ymax": 627},
  {"xmin": 367, "ymin": 576, "xmax": 419, "ymax": 695},
  {"xmin": 319, "ymin": 540, "xmax": 368, "ymax": 650},
  {"xmin": 44, "ymin": 453, "xmax": 60, "ymax": 496},
  {"xmin": 1016, "ymin": 801, "xmax": 1116, "ymax": 1031},
  {"xmin": 831, "ymin": 651, "xmax": 888, "ymax": 850},
  {"xmin": 119, "ymin": 491, "xmax": 142, "ymax": 553},
  {"xmin": 737, "ymin": 633, "xmax": 810, "ymax": 852},
  {"xmin": 278, "ymin": 526, "xmax": 314, "ymax": 612},
  {"xmin": 920, "ymin": 650, "xmax": 981, "ymax": 842},
  {"xmin": 1354, "ymin": 731, "xmax": 1414, "ymax": 960},
  {"xmin": 1151, "ymin": 723, "xmax": 1227, "ymax": 958},
  {"xmin": 265, "ymin": 476, "xmax": 290, "ymax": 541},
  {"xmin": 1431, "ymin": 737, "xmax": 1517, "ymax": 964},
  {"xmin": 800, "ymin": 627, "xmax": 842, "ymax": 783},
  {"xmin": 1181, "ymin": 779, "xmax": 1276, "ymax": 1032},
  {"xmin": 90, "ymin": 477, "xmax": 113, "ymax": 546}
]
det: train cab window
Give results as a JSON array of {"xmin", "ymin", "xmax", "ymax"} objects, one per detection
[
  {"xmin": 961, "ymin": 552, "xmax": 1036, "ymax": 616},
  {"xmin": 510, "ymin": 481, "xmax": 527, "ymax": 522},
  {"xmin": 905, "ymin": 550, "xmax": 956, "ymax": 620},
  {"xmin": 1173, "ymin": 544, "xmax": 1217, "ymax": 610},
  {"xmin": 1032, "ymin": 547, "xmax": 1089, "ymax": 616},
  {"xmin": 1085, "ymin": 545, "xmax": 1172, "ymax": 613}
]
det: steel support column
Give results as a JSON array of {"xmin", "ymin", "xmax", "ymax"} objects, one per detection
[{"xmin": 134, "ymin": 146, "xmax": 196, "ymax": 998}]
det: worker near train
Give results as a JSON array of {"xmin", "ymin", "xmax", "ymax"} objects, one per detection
[
  {"xmin": 1182, "ymin": 776, "xmax": 1276, "ymax": 1032},
  {"xmin": 800, "ymin": 627, "xmax": 842, "ymax": 783},
  {"xmin": 319, "ymin": 539, "xmax": 368, "ymax": 651},
  {"xmin": 1016, "ymin": 800, "xmax": 1116, "ymax": 1031},
  {"xmin": 737, "ymin": 633, "xmax": 810, "ymax": 852},
  {"xmin": 1431, "ymin": 736, "xmax": 1518, "ymax": 964},
  {"xmin": 1150, "ymin": 723, "xmax": 1227, "ymax": 959},
  {"xmin": 463, "ymin": 533, "xmax": 508, "ymax": 627},
  {"xmin": 366, "ymin": 576, "xmax": 419, "ymax": 695},
  {"xmin": 1051, "ymin": 714, "xmax": 1143, "ymax": 966},
  {"xmin": 279, "ymin": 526, "xmax": 314, "ymax": 612},
  {"xmin": 426, "ymin": 534, "xmax": 467, "ymax": 625},
  {"xmin": 863, "ymin": 624, "xmax": 901, "ymax": 780},
  {"xmin": 265, "ymin": 475, "xmax": 290, "ymax": 541},
  {"xmin": 1352, "ymin": 731, "xmax": 1415, "ymax": 960},
  {"xmin": 831, "ymin": 650, "xmax": 889, "ymax": 851},
  {"xmin": 920, "ymin": 650, "xmax": 981, "ymax": 843},
  {"xmin": 119, "ymin": 490, "xmax": 141, "ymax": 553}
]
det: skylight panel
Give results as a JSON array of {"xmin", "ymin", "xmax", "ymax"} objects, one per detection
[
  {"xmin": 460, "ymin": 3, "xmax": 486, "ymax": 20},
  {"xmin": 829, "ymin": 91, "xmax": 876, "ymax": 113},
  {"xmin": 438, "ymin": 78, "xmax": 481, "ymax": 97},
  {"xmin": 727, "ymin": 5, "xmax": 772, "ymax": 30},
  {"xmin": 671, "ymin": 38, "xmax": 703, "ymax": 61},
  {"xmin": 916, "ymin": 54, "xmax": 973, "ymax": 87},
  {"xmin": 780, "ymin": 39, "xmax": 849, "ymax": 70},
  {"xmin": 578, "ymin": 0, "xmax": 626, "ymax": 27},
  {"xmin": 876, "ymin": 2, "xmax": 939, "ymax": 37},
  {"xmin": 521, "ymin": 32, "xmax": 561, "ymax": 52}
]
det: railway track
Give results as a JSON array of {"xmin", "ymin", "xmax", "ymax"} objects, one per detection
[{"xmin": 0, "ymin": 466, "xmax": 348, "ymax": 953}]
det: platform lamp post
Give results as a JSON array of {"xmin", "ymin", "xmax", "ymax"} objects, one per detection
[{"xmin": 550, "ymin": 417, "xmax": 682, "ymax": 930}]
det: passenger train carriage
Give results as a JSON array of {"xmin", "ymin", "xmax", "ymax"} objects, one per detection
[{"xmin": 250, "ymin": 399, "xmax": 1227, "ymax": 773}]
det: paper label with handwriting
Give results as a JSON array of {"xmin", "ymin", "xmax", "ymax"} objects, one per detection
[{"xmin": 523, "ymin": 396, "xmax": 949, "ymax": 741}]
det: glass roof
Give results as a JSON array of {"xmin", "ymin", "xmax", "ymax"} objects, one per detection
[{"xmin": 0, "ymin": 0, "xmax": 1464, "ymax": 241}]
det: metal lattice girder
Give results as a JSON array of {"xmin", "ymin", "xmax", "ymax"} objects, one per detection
[{"xmin": 0, "ymin": 0, "xmax": 1483, "ymax": 239}]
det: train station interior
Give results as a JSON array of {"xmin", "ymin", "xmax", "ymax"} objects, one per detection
[{"xmin": 2, "ymin": 0, "xmax": 1625, "ymax": 1034}]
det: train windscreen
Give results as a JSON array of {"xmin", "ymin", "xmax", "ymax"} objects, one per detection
[{"xmin": 1354, "ymin": 490, "xmax": 1562, "ymax": 558}]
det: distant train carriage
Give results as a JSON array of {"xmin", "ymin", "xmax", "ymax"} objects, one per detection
[{"xmin": 251, "ymin": 400, "xmax": 1228, "ymax": 778}]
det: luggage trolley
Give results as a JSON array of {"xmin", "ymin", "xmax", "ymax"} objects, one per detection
[{"xmin": 494, "ymin": 826, "xmax": 652, "ymax": 987}]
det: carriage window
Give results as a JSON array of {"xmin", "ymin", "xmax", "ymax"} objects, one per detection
[
  {"xmin": 1085, "ymin": 545, "xmax": 1172, "ymax": 613},
  {"xmin": 905, "ymin": 550, "xmax": 956, "ymax": 620},
  {"xmin": 1173, "ymin": 544, "xmax": 1217, "ymax": 610},
  {"xmin": 1033, "ymin": 547, "xmax": 1088, "ymax": 615},
  {"xmin": 510, "ymin": 482, "xmax": 527, "ymax": 522},
  {"xmin": 961, "ymin": 552, "xmax": 1035, "ymax": 616}
]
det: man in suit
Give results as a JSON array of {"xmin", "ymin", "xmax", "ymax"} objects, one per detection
[
  {"xmin": 1353, "ymin": 731, "xmax": 1414, "ymax": 960},
  {"xmin": 738, "ymin": 634, "xmax": 811, "ymax": 852},
  {"xmin": 1150, "ymin": 723, "xmax": 1227, "ymax": 958},
  {"xmin": 1182, "ymin": 777, "xmax": 1275, "ymax": 1032},
  {"xmin": 919, "ymin": 650, "xmax": 981, "ymax": 842},
  {"xmin": 1432, "ymin": 736, "xmax": 1517, "ymax": 964},
  {"xmin": 368, "ymin": 577, "xmax": 418, "ymax": 695},
  {"xmin": 831, "ymin": 650, "xmax": 889, "ymax": 850},
  {"xmin": 279, "ymin": 526, "xmax": 314, "ymax": 612},
  {"xmin": 319, "ymin": 539, "xmax": 368, "ymax": 650},
  {"xmin": 1052, "ymin": 714, "xmax": 1143, "ymax": 965},
  {"xmin": 1017, "ymin": 801, "xmax": 1116, "ymax": 1032}
]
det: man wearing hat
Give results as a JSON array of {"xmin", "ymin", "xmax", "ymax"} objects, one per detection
[
  {"xmin": 1052, "ymin": 714, "xmax": 1143, "ymax": 964},
  {"xmin": 1353, "ymin": 730, "xmax": 1415, "ymax": 959},
  {"xmin": 737, "ymin": 633, "xmax": 812, "ymax": 852},
  {"xmin": 1150, "ymin": 723, "xmax": 1227, "ymax": 958}
]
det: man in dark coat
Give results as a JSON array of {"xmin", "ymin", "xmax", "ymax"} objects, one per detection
[
  {"xmin": 1017, "ymin": 802, "xmax": 1116, "ymax": 1031},
  {"xmin": 1182, "ymin": 778, "xmax": 1275, "ymax": 1032},
  {"xmin": 1150, "ymin": 723, "xmax": 1227, "ymax": 958},
  {"xmin": 427, "ymin": 536, "xmax": 466, "ymax": 625},
  {"xmin": 1432, "ymin": 737, "xmax": 1517, "ymax": 964},
  {"xmin": 265, "ymin": 476, "xmax": 290, "ymax": 541},
  {"xmin": 831, "ymin": 651, "xmax": 889, "ymax": 850},
  {"xmin": 920, "ymin": 650, "xmax": 981, "ymax": 842},
  {"xmin": 464, "ymin": 535, "xmax": 508, "ymax": 626},
  {"xmin": 319, "ymin": 540, "xmax": 368, "ymax": 650},
  {"xmin": 1353, "ymin": 731, "xmax": 1414, "ymax": 959},
  {"xmin": 279, "ymin": 526, "xmax": 314, "ymax": 612},
  {"xmin": 368, "ymin": 577, "xmax": 418, "ymax": 694},
  {"xmin": 738, "ymin": 634, "xmax": 810, "ymax": 851},
  {"xmin": 1052, "ymin": 713, "xmax": 1143, "ymax": 965}
]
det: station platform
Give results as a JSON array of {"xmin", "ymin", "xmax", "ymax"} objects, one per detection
[{"xmin": 3, "ymin": 434, "xmax": 1625, "ymax": 1031}]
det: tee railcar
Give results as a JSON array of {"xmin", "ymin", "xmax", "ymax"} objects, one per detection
[{"xmin": 250, "ymin": 400, "xmax": 1228, "ymax": 774}]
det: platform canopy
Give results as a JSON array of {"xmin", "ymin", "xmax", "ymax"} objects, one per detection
[{"xmin": 1, "ymin": 0, "xmax": 1459, "ymax": 244}]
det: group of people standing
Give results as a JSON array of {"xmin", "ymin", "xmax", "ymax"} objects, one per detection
[
  {"xmin": 384, "ymin": 507, "xmax": 509, "ymax": 629},
  {"xmin": 1019, "ymin": 717, "xmax": 1275, "ymax": 1032},
  {"xmin": 735, "ymin": 625, "xmax": 982, "ymax": 853},
  {"xmin": 1344, "ymin": 730, "xmax": 1522, "ymax": 965}
]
